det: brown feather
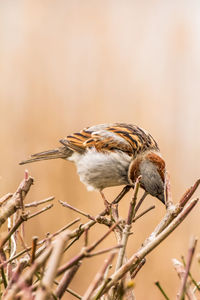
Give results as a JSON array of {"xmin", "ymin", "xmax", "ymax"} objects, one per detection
[
  {"xmin": 146, "ymin": 152, "xmax": 166, "ymax": 182},
  {"xmin": 64, "ymin": 123, "xmax": 159, "ymax": 158}
]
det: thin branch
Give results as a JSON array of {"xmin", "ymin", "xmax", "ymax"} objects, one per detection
[
  {"xmin": 181, "ymin": 256, "xmax": 200, "ymax": 291},
  {"xmin": 0, "ymin": 212, "xmax": 28, "ymax": 249},
  {"xmin": 144, "ymin": 179, "xmax": 200, "ymax": 245},
  {"xmin": 84, "ymin": 226, "xmax": 89, "ymax": 247},
  {"xmin": 172, "ymin": 259, "xmax": 196, "ymax": 300},
  {"xmin": 30, "ymin": 236, "xmax": 38, "ymax": 264},
  {"xmin": 179, "ymin": 179, "xmax": 200, "ymax": 208},
  {"xmin": 95, "ymin": 198, "xmax": 198, "ymax": 296},
  {"xmin": 82, "ymin": 252, "xmax": 116, "ymax": 300},
  {"xmin": 155, "ymin": 281, "xmax": 170, "ymax": 300},
  {"xmin": 4, "ymin": 261, "xmax": 27, "ymax": 293},
  {"xmin": 178, "ymin": 237, "xmax": 198, "ymax": 300},
  {"xmin": 127, "ymin": 177, "xmax": 141, "ymax": 225},
  {"xmin": 111, "ymin": 203, "xmax": 135, "ymax": 300},
  {"xmin": 115, "ymin": 178, "xmax": 140, "ymax": 272},
  {"xmin": 58, "ymin": 186, "xmax": 132, "ymax": 249},
  {"xmin": 3, "ymin": 246, "xmax": 52, "ymax": 299},
  {"xmin": 134, "ymin": 191, "xmax": 148, "ymax": 214},
  {"xmin": 17, "ymin": 229, "xmax": 30, "ymax": 260},
  {"xmin": 66, "ymin": 288, "xmax": 82, "ymax": 299},
  {"xmin": 115, "ymin": 224, "xmax": 131, "ymax": 272},
  {"xmin": 89, "ymin": 245, "xmax": 122, "ymax": 257},
  {"xmin": 27, "ymin": 204, "xmax": 54, "ymax": 220},
  {"xmin": 131, "ymin": 258, "xmax": 146, "ymax": 279},
  {"xmin": 0, "ymin": 193, "xmax": 13, "ymax": 206},
  {"xmin": 0, "ymin": 176, "xmax": 33, "ymax": 228},
  {"xmin": 47, "ymin": 217, "xmax": 80, "ymax": 238},
  {"xmin": 112, "ymin": 185, "xmax": 132, "ymax": 205},
  {"xmin": 54, "ymin": 280, "xmax": 82, "ymax": 299},
  {"xmin": 35, "ymin": 231, "xmax": 70, "ymax": 300},
  {"xmin": 55, "ymin": 262, "xmax": 81, "ymax": 298},
  {"xmin": 133, "ymin": 205, "xmax": 155, "ymax": 223},
  {"xmin": 0, "ymin": 218, "xmax": 80, "ymax": 269},
  {"xmin": 25, "ymin": 196, "xmax": 54, "ymax": 208},
  {"xmin": 1, "ymin": 265, "xmax": 7, "ymax": 288},
  {"xmin": 57, "ymin": 222, "xmax": 119, "ymax": 276},
  {"xmin": 165, "ymin": 171, "xmax": 173, "ymax": 208},
  {"xmin": 59, "ymin": 200, "xmax": 95, "ymax": 221}
]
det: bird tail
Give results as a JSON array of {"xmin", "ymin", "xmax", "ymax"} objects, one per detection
[{"xmin": 19, "ymin": 147, "xmax": 72, "ymax": 165}]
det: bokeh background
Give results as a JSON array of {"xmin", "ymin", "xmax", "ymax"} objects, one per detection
[{"xmin": 0, "ymin": 1, "xmax": 200, "ymax": 299}]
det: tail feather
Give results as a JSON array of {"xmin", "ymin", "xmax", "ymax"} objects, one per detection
[{"xmin": 19, "ymin": 147, "xmax": 72, "ymax": 165}]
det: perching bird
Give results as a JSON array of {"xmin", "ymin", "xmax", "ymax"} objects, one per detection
[{"xmin": 20, "ymin": 123, "xmax": 166, "ymax": 204}]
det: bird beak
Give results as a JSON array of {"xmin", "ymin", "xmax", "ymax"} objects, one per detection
[{"xmin": 158, "ymin": 193, "xmax": 166, "ymax": 205}]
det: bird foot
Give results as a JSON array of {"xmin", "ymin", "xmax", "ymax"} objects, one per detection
[{"xmin": 100, "ymin": 191, "xmax": 111, "ymax": 214}]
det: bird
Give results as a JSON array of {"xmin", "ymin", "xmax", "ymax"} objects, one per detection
[{"xmin": 19, "ymin": 123, "xmax": 166, "ymax": 205}]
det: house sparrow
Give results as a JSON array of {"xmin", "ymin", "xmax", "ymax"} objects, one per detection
[{"xmin": 20, "ymin": 123, "xmax": 166, "ymax": 204}]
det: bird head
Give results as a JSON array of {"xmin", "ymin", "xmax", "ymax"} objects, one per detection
[{"xmin": 128, "ymin": 152, "xmax": 166, "ymax": 204}]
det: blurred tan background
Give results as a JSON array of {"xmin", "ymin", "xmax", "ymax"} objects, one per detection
[{"xmin": 0, "ymin": 1, "xmax": 200, "ymax": 299}]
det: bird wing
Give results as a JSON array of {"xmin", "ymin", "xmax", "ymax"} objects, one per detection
[{"xmin": 60, "ymin": 123, "xmax": 159, "ymax": 157}]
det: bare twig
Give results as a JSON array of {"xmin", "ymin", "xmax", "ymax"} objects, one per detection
[
  {"xmin": 94, "ymin": 198, "xmax": 198, "ymax": 296},
  {"xmin": 111, "ymin": 185, "xmax": 132, "ymax": 205},
  {"xmin": 165, "ymin": 171, "xmax": 173, "ymax": 208},
  {"xmin": 0, "ymin": 193, "xmax": 13, "ymax": 206},
  {"xmin": 134, "ymin": 191, "xmax": 148, "ymax": 214},
  {"xmin": 25, "ymin": 196, "xmax": 54, "ymax": 207},
  {"xmin": 144, "ymin": 179, "xmax": 200, "ymax": 245},
  {"xmin": 0, "ymin": 176, "xmax": 33, "ymax": 228},
  {"xmin": 109, "ymin": 181, "xmax": 141, "ymax": 300},
  {"xmin": 30, "ymin": 236, "xmax": 38, "ymax": 264},
  {"xmin": 181, "ymin": 256, "xmax": 200, "ymax": 291},
  {"xmin": 172, "ymin": 259, "xmax": 196, "ymax": 300},
  {"xmin": 82, "ymin": 252, "xmax": 116, "ymax": 300},
  {"xmin": 1, "ymin": 263, "xmax": 7, "ymax": 288},
  {"xmin": 35, "ymin": 231, "xmax": 70, "ymax": 300},
  {"xmin": 115, "ymin": 179, "xmax": 140, "ymax": 272},
  {"xmin": 0, "ymin": 218, "xmax": 80, "ymax": 269},
  {"xmin": 3, "ymin": 246, "xmax": 52, "ymax": 299},
  {"xmin": 127, "ymin": 177, "xmax": 141, "ymax": 225},
  {"xmin": 89, "ymin": 245, "xmax": 122, "ymax": 257},
  {"xmin": 131, "ymin": 258, "xmax": 146, "ymax": 279},
  {"xmin": 155, "ymin": 281, "xmax": 170, "ymax": 300},
  {"xmin": 59, "ymin": 186, "xmax": 132, "ymax": 248},
  {"xmin": 179, "ymin": 179, "xmax": 200, "ymax": 208},
  {"xmin": 133, "ymin": 205, "xmax": 155, "ymax": 222},
  {"xmin": 4, "ymin": 261, "xmax": 27, "ymax": 293},
  {"xmin": 0, "ymin": 172, "xmax": 199, "ymax": 300},
  {"xmin": 57, "ymin": 222, "xmax": 119, "ymax": 276},
  {"xmin": 178, "ymin": 237, "xmax": 198, "ymax": 300},
  {"xmin": 27, "ymin": 204, "xmax": 54, "ymax": 220},
  {"xmin": 0, "ymin": 212, "xmax": 28, "ymax": 249},
  {"xmin": 66, "ymin": 288, "xmax": 82, "ymax": 299},
  {"xmin": 55, "ymin": 262, "xmax": 81, "ymax": 298},
  {"xmin": 59, "ymin": 200, "xmax": 95, "ymax": 221}
]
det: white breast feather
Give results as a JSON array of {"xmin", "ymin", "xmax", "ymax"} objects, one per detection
[{"xmin": 74, "ymin": 148, "xmax": 131, "ymax": 191}]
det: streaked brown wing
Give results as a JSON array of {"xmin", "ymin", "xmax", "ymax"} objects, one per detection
[
  {"xmin": 62, "ymin": 123, "xmax": 159, "ymax": 157},
  {"xmin": 63, "ymin": 128, "xmax": 92, "ymax": 152},
  {"xmin": 84, "ymin": 132, "xmax": 133, "ymax": 155},
  {"xmin": 107, "ymin": 123, "xmax": 159, "ymax": 153}
]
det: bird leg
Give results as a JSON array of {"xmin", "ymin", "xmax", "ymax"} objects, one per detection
[
  {"xmin": 100, "ymin": 185, "xmax": 132, "ymax": 214},
  {"xmin": 112, "ymin": 185, "xmax": 132, "ymax": 205},
  {"xmin": 100, "ymin": 191, "xmax": 111, "ymax": 213}
]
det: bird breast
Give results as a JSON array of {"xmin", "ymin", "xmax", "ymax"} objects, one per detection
[{"xmin": 68, "ymin": 148, "xmax": 132, "ymax": 191}]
